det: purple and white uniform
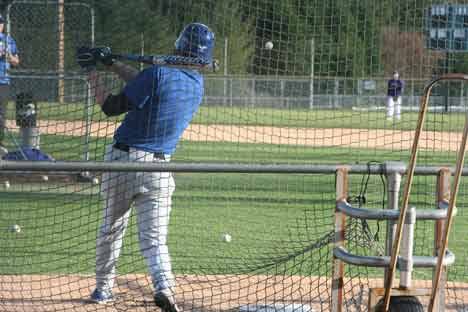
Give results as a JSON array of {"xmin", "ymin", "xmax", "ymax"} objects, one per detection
[{"xmin": 386, "ymin": 72, "xmax": 404, "ymax": 120}]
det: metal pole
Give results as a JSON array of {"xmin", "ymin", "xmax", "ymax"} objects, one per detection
[
  {"xmin": 91, "ymin": 7, "xmax": 95, "ymax": 45},
  {"xmin": 384, "ymin": 169, "xmax": 402, "ymax": 283},
  {"xmin": 444, "ymin": 52, "xmax": 449, "ymax": 112},
  {"xmin": 281, "ymin": 79, "xmax": 285, "ymax": 108},
  {"xmin": 140, "ymin": 32, "xmax": 144, "ymax": 71},
  {"xmin": 224, "ymin": 37, "xmax": 228, "ymax": 106},
  {"xmin": 399, "ymin": 207, "xmax": 415, "ymax": 289},
  {"xmin": 83, "ymin": 79, "xmax": 92, "ymax": 161},
  {"xmin": 309, "ymin": 39, "xmax": 315, "ymax": 109},
  {"xmin": 58, "ymin": 0, "xmax": 65, "ymax": 104},
  {"xmin": 6, "ymin": 3, "xmax": 11, "ymax": 35}
]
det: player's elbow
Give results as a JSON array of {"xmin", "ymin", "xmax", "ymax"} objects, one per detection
[{"xmin": 101, "ymin": 93, "xmax": 131, "ymax": 117}]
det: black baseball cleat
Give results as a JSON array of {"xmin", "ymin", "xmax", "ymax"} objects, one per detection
[{"xmin": 154, "ymin": 290, "xmax": 180, "ymax": 312}]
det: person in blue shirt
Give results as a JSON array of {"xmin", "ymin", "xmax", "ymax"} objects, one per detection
[
  {"xmin": 386, "ymin": 71, "xmax": 404, "ymax": 121},
  {"xmin": 0, "ymin": 14, "xmax": 19, "ymax": 155},
  {"xmin": 77, "ymin": 23, "xmax": 214, "ymax": 312}
]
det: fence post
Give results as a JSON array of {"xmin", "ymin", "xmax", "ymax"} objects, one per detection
[
  {"xmin": 309, "ymin": 38, "xmax": 314, "ymax": 109},
  {"xmin": 83, "ymin": 78, "xmax": 92, "ymax": 161},
  {"xmin": 331, "ymin": 166, "xmax": 349, "ymax": 312},
  {"xmin": 58, "ymin": 0, "xmax": 65, "ymax": 104},
  {"xmin": 224, "ymin": 37, "xmax": 228, "ymax": 106},
  {"xmin": 280, "ymin": 79, "xmax": 285, "ymax": 108}
]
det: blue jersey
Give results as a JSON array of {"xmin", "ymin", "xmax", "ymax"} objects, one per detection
[
  {"xmin": 115, "ymin": 66, "xmax": 204, "ymax": 154},
  {"xmin": 0, "ymin": 33, "xmax": 17, "ymax": 85},
  {"xmin": 387, "ymin": 79, "xmax": 404, "ymax": 97}
]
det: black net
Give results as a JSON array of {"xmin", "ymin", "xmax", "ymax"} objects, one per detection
[{"xmin": 1, "ymin": 1, "xmax": 468, "ymax": 311}]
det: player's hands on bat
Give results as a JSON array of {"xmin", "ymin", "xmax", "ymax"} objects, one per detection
[
  {"xmin": 76, "ymin": 46, "xmax": 114, "ymax": 69},
  {"xmin": 76, "ymin": 46, "xmax": 97, "ymax": 69},
  {"xmin": 92, "ymin": 47, "xmax": 115, "ymax": 66}
]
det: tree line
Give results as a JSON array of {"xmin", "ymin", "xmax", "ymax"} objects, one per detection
[{"xmin": 7, "ymin": 0, "xmax": 468, "ymax": 78}]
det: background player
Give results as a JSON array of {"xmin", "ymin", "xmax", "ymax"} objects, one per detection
[
  {"xmin": 0, "ymin": 13, "xmax": 19, "ymax": 155},
  {"xmin": 386, "ymin": 70, "xmax": 404, "ymax": 121},
  {"xmin": 77, "ymin": 23, "xmax": 215, "ymax": 311}
]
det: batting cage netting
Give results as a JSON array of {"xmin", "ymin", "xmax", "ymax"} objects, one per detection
[{"xmin": 1, "ymin": 1, "xmax": 468, "ymax": 311}]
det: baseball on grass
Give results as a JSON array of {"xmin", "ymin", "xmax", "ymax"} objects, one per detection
[
  {"xmin": 221, "ymin": 233, "xmax": 232, "ymax": 243},
  {"xmin": 10, "ymin": 224, "xmax": 21, "ymax": 233},
  {"xmin": 265, "ymin": 41, "xmax": 274, "ymax": 50}
]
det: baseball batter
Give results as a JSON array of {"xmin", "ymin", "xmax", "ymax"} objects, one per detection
[
  {"xmin": 0, "ymin": 14, "xmax": 19, "ymax": 156},
  {"xmin": 386, "ymin": 71, "xmax": 404, "ymax": 121},
  {"xmin": 77, "ymin": 23, "xmax": 215, "ymax": 312}
]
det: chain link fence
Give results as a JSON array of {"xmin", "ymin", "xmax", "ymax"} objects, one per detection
[{"xmin": 204, "ymin": 76, "xmax": 468, "ymax": 111}]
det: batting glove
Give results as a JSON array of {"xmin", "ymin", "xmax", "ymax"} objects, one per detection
[
  {"xmin": 76, "ymin": 46, "xmax": 96, "ymax": 69},
  {"xmin": 92, "ymin": 47, "xmax": 115, "ymax": 66}
]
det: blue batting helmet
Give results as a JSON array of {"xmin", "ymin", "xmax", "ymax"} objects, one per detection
[{"xmin": 175, "ymin": 23, "xmax": 215, "ymax": 63}]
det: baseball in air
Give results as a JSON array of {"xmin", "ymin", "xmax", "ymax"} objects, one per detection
[
  {"xmin": 221, "ymin": 233, "xmax": 232, "ymax": 243},
  {"xmin": 265, "ymin": 41, "xmax": 274, "ymax": 50},
  {"xmin": 3, "ymin": 180, "xmax": 10, "ymax": 189},
  {"xmin": 10, "ymin": 224, "xmax": 21, "ymax": 233}
]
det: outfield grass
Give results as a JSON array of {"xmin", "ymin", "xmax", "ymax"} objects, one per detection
[
  {"xmin": 4, "ymin": 102, "xmax": 468, "ymax": 132},
  {"xmin": 1, "ymin": 134, "xmax": 468, "ymax": 282},
  {"xmin": 1, "ymin": 172, "xmax": 467, "ymax": 280}
]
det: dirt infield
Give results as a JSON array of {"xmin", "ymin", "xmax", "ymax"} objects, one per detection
[
  {"xmin": 6, "ymin": 120, "xmax": 461, "ymax": 152},
  {"xmin": 1, "ymin": 274, "xmax": 466, "ymax": 311}
]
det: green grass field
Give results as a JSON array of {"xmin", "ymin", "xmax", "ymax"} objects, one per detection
[
  {"xmin": 4, "ymin": 102, "xmax": 468, "ymax": 132},
  {"xmin": 1, "ymin": 133, "xmax": 468, "ymax": 283},
  {"xmin": 2, "ymin": 132, "xmax": 460, "ymax": 165}
]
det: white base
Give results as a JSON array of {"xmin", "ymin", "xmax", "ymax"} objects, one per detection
[{"xmin": 239, "ymin": 303, "xmax": 314, "ymax": 312}]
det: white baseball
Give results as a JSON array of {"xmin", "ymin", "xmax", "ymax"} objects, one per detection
[
  {"xmin": 221, "ymin": 233, "xmax": 232, "ymax": 243},
  {"xmin": 10, "ymin": 224, "xmax": 21, "ymax": 233},
  {"xmin": 265, "ymin": 41, "xmax": 274, "ymax": 50},
  {"xmin": 41, "ymin": 175, "xmax": 49, "ymax": 182},
  {"xmin": 4, "ymin": 181, "xmax": 10, "ymax": 189},
  {"xmin": 92, "ymin": 177, "xmax": 99, "ymax": 185}
]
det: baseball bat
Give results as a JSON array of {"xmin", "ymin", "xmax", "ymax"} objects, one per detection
[{"xmin": 110, "ymin": 53, "xmax": 219, "ymax": 72}]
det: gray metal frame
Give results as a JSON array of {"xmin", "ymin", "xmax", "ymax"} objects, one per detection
[
  {"xmin": 333, "ymin": 247, "xmax": 455, "ymax": 268},
  {"xmin": 1, "ymin": 161, "xmax": 468, "ymax": 175},
  {"xmin": 336, "ymin": 201, "xmax": 455, "ymax": 221},
  {"xmin": 331, "ymin": 162, "xmax": 455, "ymax": 312}
]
